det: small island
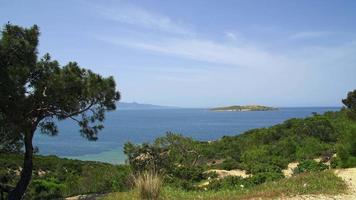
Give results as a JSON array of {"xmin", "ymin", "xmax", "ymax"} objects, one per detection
[{"xmin": 210, "ymin": 105, "xmax": 278, "ymax": 112}]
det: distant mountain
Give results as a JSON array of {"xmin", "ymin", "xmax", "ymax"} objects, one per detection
[{"xmin": 117, "ymin": 102, "xmax": 180, "ymax": 110}]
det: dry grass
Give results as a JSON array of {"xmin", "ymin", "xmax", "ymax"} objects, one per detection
[{"xmin": 133, "ymin": 171, "xmax": 162, "ymax": 200}]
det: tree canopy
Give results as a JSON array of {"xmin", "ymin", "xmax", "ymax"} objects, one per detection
[
  {"xmin": 0, "ymin": 24, "xmax": 120, "ymax": 199},
  {"xmin": 342, "ymin": 89, "xmax": 356, "ymax": 120}
]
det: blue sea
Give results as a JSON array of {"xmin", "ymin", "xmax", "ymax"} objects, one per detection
[{"xmin": 33, "ymin": 107, "xmax": 340, "ymax": 164}]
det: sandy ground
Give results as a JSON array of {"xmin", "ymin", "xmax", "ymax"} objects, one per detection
[
  {"xmin": 206, "ymin": 169, "xmax": 250, "ymax": 179},
  {"xmin": 282, "ymin": 162, "xmax": 299, "ymax": 178}
]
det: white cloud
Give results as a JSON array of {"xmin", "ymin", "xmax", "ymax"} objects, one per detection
[
  {"xmin": 97, "ymin": 3, "xmax": 192, "ymax": 35},
  {"xmin": 92, "ymin": 3, "xmax": 355, "ymax": 107},
  {"xmin": 102, "ymin": 36, "xmax": 290, "ymax": 69}
]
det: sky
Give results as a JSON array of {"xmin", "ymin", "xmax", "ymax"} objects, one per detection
[{"xmin": 1, "ymin": 0, "xmax": 356, "ymax": 107}]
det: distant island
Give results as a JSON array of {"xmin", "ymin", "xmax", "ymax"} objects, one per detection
[{"xmin": 210, "ymin": 105, "xmax": 278, "ymax": 112}]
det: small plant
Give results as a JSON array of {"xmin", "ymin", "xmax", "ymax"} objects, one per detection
[
  {"xmin": 293, "ymin": 160, "xmax": 328, "ymax": 174},
  {"xmin": 134, "ymin": 170, "xmax": 162, "ymax": 200},
  {"xmin": 170, "ymin": 166, "xmax": 204, "ymax": 182},
  {"xmin": 219, "ymin": 159, "xmax": 241, "ymax": 170}
]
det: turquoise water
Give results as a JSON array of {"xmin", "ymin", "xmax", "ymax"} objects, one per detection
[{"xmin": 33, "ymin": 107, "xmax": 339, "ymax": 164}]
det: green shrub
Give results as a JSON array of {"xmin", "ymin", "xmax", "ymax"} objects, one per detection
[
  {"xmin": 219, "ymin": 159, "xmax": 241, "ymax": 170},
  {"xmin": 207, "ymin": 171, "xmax": 283, "ymax": 191},
  {"xmin": 165, "ymin": 177, "xmax": 196, "ymax": 191},
  {"xmin": 242, "ymin": 162, "xmax": 282, "ymax": 175},
  {"xmin": 294, "ymin": 116, "xmax": 337, "ymax": 143},
  {"xmin": 249, "ymin": 172, "xmax": 284, "ymax": 185},
  {"xmin": 207, "ymin": 176, "xmax": 249, "ymax": 190},
  {"xmin": 169, "ymin": 166, "xmax": 204, "ymax": 182},
  {"xmin": 336, "ymin": 125, "xmax": 356, "ymax": 168},
  {"xmin": 27, "ymin": 178, "xmax": 65, "ymax": 200},
  {"xmin": 293, "ymin": 160, "xmax": 328, "ymax": 174},
  {"xmin": 0, "ymin": 153, "xmax": 131, "ymax": 199},
  {"xmin": 295, "ymin": 137, "xmax": 331, "ymax": 160}
]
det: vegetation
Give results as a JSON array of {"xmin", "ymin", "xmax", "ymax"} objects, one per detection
[
  {"xmin": 342, "ymin": 89, "xmax": 356, "ymax": 120},
  {"xmin": 0, "ymin": 153, "xmax": 131, "ymax": 199},
  {"xmin": 0, "ymin": 24, "xmax": 120, "ymax": 199},
  {"xmin": 293, "ymin": 160, "xmax": 329, "ymax": 174},
  {"xmin": 123, "ymin": 93, "xmax": 356, "ymax": 195},
  {"xmin": 105, "ymin": 171, "xmax": 347, "ymax": 200},
  {"xmin": 133, "ymin": 171, "xmax": 162, "ymax": 200},
  {"xmin": 210, "ymin": 105, "xmax": 277, "ymax": 111}
]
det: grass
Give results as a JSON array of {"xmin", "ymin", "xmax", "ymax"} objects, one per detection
[
  {"xmin": 133, "ymin": 171, "xmax": 162, "ymax": 200},
  {"xmin": 104, "ymin": 170, "xmax": 347, "ymax": 200}
]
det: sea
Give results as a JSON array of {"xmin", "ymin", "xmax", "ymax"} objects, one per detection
[{"xmin": 33, "ymin": 107, "xmax": 340, "ymax": 164}]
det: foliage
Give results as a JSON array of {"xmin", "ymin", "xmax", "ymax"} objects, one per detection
[
  {"xmin": 0, "ymin": 24, "xmax": 120, "ymax": 140},
  {"xmin": 0, "ymin": 23, "xmax": 120, "ymax": 198},
  {"xmin": 154, "ymin": 132, "xmax": 204, "ymax": 167},
  {"xmin": 207, "ymin": 172, "xmax": 283, "ymax": 191},
  {"xmin": 207, "ymin": 176, "xmax": 251, "ymax": 191},
  {"xmin": 218, "ymin": 159, "xmax": 241, "ymax": 170},
  {"xmin": 0, "ymin": 114, "xmax": 23, "ymax": 153},
  {"xmin": 124, "ymin": 142, "xmax": 170, "ymax": 173},
  {"xmin": 336, "ymin": 125, "xmax": 356, "ymax": 168},
  {"xmin": 169, "ymin": 166, "xmax": 204, "ymax": 182},
  {"xmin": 26, "ymin": 178, "xmax": 65, "ymax": 200},
  {"xmin": 293, "ymin": 160, "xmax": 329, "ymax": 174},
  {"xmin": 105, "ymin": 171, "xmax": 347, "ymax": 200},
  {"xmin": 342, "ymin": 89, "xmax": 356, "ymax": 120},
  {"xmin": 0, "ymin": 153, "xmax": 131, "ymax": 199}
]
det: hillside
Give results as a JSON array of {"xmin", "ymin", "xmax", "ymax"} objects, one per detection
[{"xmin": 210, "ymin": 105, "xmax": 277, "ymax": 111}]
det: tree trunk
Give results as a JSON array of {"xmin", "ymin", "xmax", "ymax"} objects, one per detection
[{"xmin": 8, "ymin": 131, "xmax": 34, "ymax": 200}]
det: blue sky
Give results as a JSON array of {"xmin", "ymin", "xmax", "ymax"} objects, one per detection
[{"xmin": 1, "ymin": 0, "xmax": 356, "ymax": 107}]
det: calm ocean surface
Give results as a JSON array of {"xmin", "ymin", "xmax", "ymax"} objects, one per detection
[{"xmin": 33, "ymin": 107, "xmax": 340, "ymax": 164}]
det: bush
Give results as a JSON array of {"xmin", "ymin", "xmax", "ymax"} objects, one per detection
[
  {"xmin": 124, "ymin": 142, "xmax": 170, "ymax": 173},
  {"xmin": 207, "ymin": 176, "xmax": 249, "ymax": 190},
  {"xmin": 294, "ymin": 116, "xmax": 337, "ymax": 143},
  {"xmin": 26, "ymin": 178, "xmax": 65, "ymax": 200},
  {"xmin": 170, "ymin": 166, "xmax": 204, "ymax": 182},
  {"xmin": 295, "ymin": 137, "xmax": 331, "ymax": 160},
  {"xmin": 249, "ymin": 172, "xmax": 284, "ymax": 185},
  {"xmin": 219, "ymin": 159, "xmax": 241, "ymax": 170},
  {"xmin": 293, "ymin": 160, "xmax": 328, "ymax": 174},
  {"xmin": 164, "ymin": 177, "xmax": 196, "ymax": 191},
  {"xmin": 242, "ymin": 162, "xmax": 282, "ymax": 175},
  {"xmin": 207, "ymin": 171, "xmax": 284, "ymax": 191},
  {"xmin": 336, "ymin": 125, "xmax": 356, "ymax": 168},
  {"xmin": 0, "ymin": 153, "xmax": 131, "ymax": 199}
]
